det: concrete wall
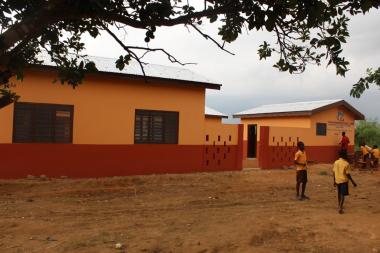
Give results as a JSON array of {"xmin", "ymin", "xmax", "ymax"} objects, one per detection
[
  {"xmin": 204, "ymin": 117, "xmax": 238, "ymax": 145},
  {"xmin": 310, "ymin": 105, "xmax": 355, "ymax": 146},
  {"xmin": 0, "ymin": 69, "xmax": 244, "ymax": 178},
  {"xmin": 0, "ymin": 69, "xmax": 206, "ymax": 145},
  {"xmin": 203, "ymin": 117, "xmax": 243, "ymax": 171},
  {"xmin": 241, "ymin": 106, "xmax": 357, "ymax": 169},
  {"xmin": 241, "ymin": 116, "xmax": 311, "ymax": 142}
]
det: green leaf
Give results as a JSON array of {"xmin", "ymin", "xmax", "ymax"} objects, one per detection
[
  {"xmin": 209, "ymin": 14, "xmax": 218, "ymax": 23},
  {"xmin": 361, "ymin": 0, "xmax": 373, "ymax": 12},
  {"xmin": 115, "ymin": 56, "xmax": 125, "ymax": 71},
  {"xmin": 85, "ymin": 61, "xmax": 97, "ymax": 72},
  {"xmin": 265, "ymin": 12, "xmax": 276, "ymax": 32}
]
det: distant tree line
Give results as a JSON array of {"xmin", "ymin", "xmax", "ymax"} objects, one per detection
[{"xmin": 355, "ymin": 119, "xmax": 380, "ymax": 149}]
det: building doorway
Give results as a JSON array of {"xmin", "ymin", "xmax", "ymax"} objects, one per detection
[{"xmin": 247, "ymin": 124, "xmax": 257, "ymax": 158}]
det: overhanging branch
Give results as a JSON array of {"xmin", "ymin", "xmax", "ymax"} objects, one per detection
[
  {"xmin": 190, "ymin": 24, "xmax": 235, "ymax": 56},
  {"xmin": 102, "ymin": 24, "xmax": 196, "ymax": 79}
]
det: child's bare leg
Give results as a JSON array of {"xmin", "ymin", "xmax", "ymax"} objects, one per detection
[
  {"xmin": 339, "ymin": 194, "xmax": 345, "ymax": 214},
  {"xmin": 301, "ymin": 182, "xmax": 307, "ymax": 197},
  {"xmin": 296, "ymin": 182, "xmax": 300, "ymax": 197},
  {"xmin": 337, "ymin": 190, "xmax": 341, "ymax": 207}
]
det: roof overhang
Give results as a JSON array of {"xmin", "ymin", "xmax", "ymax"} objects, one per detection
[
  {"xmin": 28, "ymin": 65, "xmax": 222, "ymax": 90},
  {"xmin": 233, "ymin": 111, "xmax": 312, "ymax": 119},
  {"xmin": 310, "ymin": 100, "xmax": 365, "ymax": 120},
  {"xmin": 205, "ymin": 114, "xmax": 228, "ymax": 119},
  {"xmin": 233, "ymin": 100, "xmax": 365, "ymax": 120}
]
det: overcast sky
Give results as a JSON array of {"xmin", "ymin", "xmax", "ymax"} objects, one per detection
[{"xmin": 84, "ymin": 9, "xmax": 380, "ymax": 120}]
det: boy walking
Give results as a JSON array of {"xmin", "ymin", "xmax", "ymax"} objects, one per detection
[
  {"xmin": 294, "ymin": 141, "xmax": 309, "ymax": 200},
  {"xmin": 333, "ymin": 151, "xmax": 357, "ymax": 214}
]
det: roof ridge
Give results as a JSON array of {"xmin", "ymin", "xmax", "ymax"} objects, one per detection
[
  {"xmin": 233, "ymin": 98, "xmax": 364, "ymax": 120},
  {"xmin": 86, "ymin": 54, "xmax": 190, "ymax": 71},
  {"xmin": 205, "ymin": 106, "xmax": 227, "ymax": 117},
  {"xmin": 35, "ymin": 53, "xmax": 221, "ymax": 88},
  {"xmin": 85, "ymin": 55, "xmax": 217, "ymax": 84},
  {"xmin": 233, "ymin": 99, "xmax": 345, "ymax": 116},
  {"xmin": 258, "ymin": 99, "xmax": 342, "ymax": 107}
]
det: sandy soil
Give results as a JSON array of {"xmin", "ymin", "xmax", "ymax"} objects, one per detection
[{"xmin": 0, "ymin": 164, "xmax": 379, "ymax": 253}]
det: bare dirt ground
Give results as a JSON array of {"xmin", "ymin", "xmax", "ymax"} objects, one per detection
[{"xmin": 0, "ymin": 164, "xmax": 379, "ymax": 253}]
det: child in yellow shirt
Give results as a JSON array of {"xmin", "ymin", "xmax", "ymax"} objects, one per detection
[
  {"xmin": 333, "ymin": 151, "xmax": 357, "ymax": 214},
  {"xmin": 360, "ymin": 142, "xmax": 370, "ymax": 169},
  {"xmin": 294, "ymin": 141, "xmax": 309, "ymax": 201},
  {"xmin": 371, "ymin": 145, "xmax": 379, "ymax": 168},
  {"xmin": 360, "ymin": 142, "xmax": 370, "ymax": 160}
]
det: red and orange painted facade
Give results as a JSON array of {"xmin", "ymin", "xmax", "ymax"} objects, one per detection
[
  {"xmin": 0, "ymin": 68, "xmax": 243, "ymax": 178},
  {"xmin": 0, "ymin": 66, "xmax": 366, "ymax": 176}
]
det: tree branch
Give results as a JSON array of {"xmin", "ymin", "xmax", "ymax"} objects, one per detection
[
  {"xmin": 102, "ymin": 24, "xmax": 147, "ymax": 77},
  {"xmin": 125, "ymin": 46, "xmax": 196, "ymax": 66},
  {"xmin": 96, "ymin": 5, "xmax": 232, "ymax": 28},
  {"xmin": 0, "ymin": 1, "xmax": 66, "ymax": 54},
  {"xmin": 0, "ymin": 4, "xmax": 232, "ymax": 57},
  {"xmin": 190, "ymin": 24, "xmax": 235, "ymax": 55},
  {"xmin": 102, "ymin": 24, "xmax": 196, "ymax": 76}
]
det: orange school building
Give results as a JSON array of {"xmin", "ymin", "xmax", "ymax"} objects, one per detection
[
  {"xmin": 0, "ymin": 56, "xmax": 243, "ymax": 178},
  {"xmin": 233, "ymin": 100, "xmax": 365, "ymax": 169}
]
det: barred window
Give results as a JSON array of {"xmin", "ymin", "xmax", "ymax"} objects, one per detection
[
  {"xmin": 316, "ymin": 122, "xmax": 327, "ymax": 136},
  {"xmin": 134, "ymin": 109, "xmax": 179, "ymax": 144},
  {"xmin": 13, "ymin": 102, "xmax": 73, "ymax": 143}
]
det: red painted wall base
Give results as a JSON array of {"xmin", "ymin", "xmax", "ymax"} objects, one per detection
[
  {"xmin": 246, "ymin": 126, "xmax": 355, "ymax": 169},
  {"xmin": 263, "ymin": 145, "xmax": 349, "ymax": 169},
  {"xmin": 0, "ymin": 144, "xmax": 242, "ymax": 179}
]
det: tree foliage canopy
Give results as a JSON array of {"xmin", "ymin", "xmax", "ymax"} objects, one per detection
[
  {"xmin": 351, "ymin": 66, "xmax": 380, "ymax": 98},
  {"xmin": 355, "ymin": 119, "xmax": 380, "ymax": 148},
  {"xmin": 1, "ymin": 0, "xmax": 380, "ymax": 107}
]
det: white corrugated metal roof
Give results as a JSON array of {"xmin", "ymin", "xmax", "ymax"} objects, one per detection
[
  {"xmin": 205, "ymin": 106, "xmax": 227, "ymax": 118},
  {"xmin": 234, "ymin": 99, "xmax": 343, "ymax": 116},
  {"xmin": 36, "ymin": 54, "xmax": 220, "ymax": 87}
]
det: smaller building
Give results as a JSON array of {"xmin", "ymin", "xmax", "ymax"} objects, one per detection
[
  {"xmin": 205, "ymin": 106, "xmax": 228, "ymax": 119},
  {"xmin": 233, "ymin": 99, "xmax": 365, "ymax": 169}
]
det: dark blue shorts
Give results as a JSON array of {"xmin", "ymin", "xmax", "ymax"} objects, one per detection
[
  {"xmin": 296, "ymin": 170, "xmax": 307, "ymax": 183},
  {"xmin": 337, "ymin": 182, "xmax": 349, "ymax": 196}
]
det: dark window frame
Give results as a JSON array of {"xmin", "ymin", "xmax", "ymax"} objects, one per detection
[
  {"xmin": 13, "ymin": 102, "xmax": 74, "ymax": 143},
  {"xmin": 134, "ymin": 109, "xmax": 179, "ymax": 144},
  {"xmin": 316, "ymin": 122, "xmax": 327, "ymax": 136}
]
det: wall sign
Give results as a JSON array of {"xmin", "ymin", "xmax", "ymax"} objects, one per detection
[
  {"xmin": 327, "ymin": 121, "xmax": 354, "ymax": 135},
  {"xmin": 337, "ymin": 111, "xmax": 344, "ymax": 121}
]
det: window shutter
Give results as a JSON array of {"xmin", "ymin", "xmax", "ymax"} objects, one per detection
[
  {"xmin": 134, "ymin": 114, "xmax": 142, "ymax": 142},
  {"xmin": 151, "ymin": 115, "xmax": 164, "ymax": 142},
  {"xmin": 34, "ymin": 104, "xmax": 54, "ymax": 142},
  {"xmin": 13, "ymin": 102, "xmax": 73, "ymax": 143},
  {"xmin": 134, "ymin": 109, "xmax": 178, "ymax": 144},
  {"xmin": 316, "ymin": 123, "xmax": 327, "ymax": 136},
  {"xmin": 13, "ymin": 103, "xmax": 33, "ymax": 142},
  {"xmin": 164, "ymin": 112, "xmax": 179, "ymax": 144},
  {"xmin": 141, "ymin": 115, "xmax": 150, "ymax": 142},
  {"xmin": 54, "ymin": 110, "xmax": 72, "ymax": 143}
]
